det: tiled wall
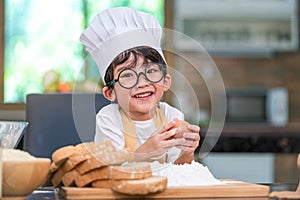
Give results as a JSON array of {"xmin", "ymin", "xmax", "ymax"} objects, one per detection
[
  {"xmin": 215, "ymin": 53, "xmax": 300, "ymax": 123},
  {"xmin": 169, "ymin": 52, "xmax": 300, "ymax": 123}
]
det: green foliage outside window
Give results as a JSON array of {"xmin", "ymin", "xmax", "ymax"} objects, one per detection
[{"xmin": 4, "ymin": 0, "xmax": 164, "ymax": 103}]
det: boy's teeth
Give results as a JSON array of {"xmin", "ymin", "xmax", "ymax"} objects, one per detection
[{"xmin": 135, "ymin": 92, "xmax": 151, "ymax": 98}]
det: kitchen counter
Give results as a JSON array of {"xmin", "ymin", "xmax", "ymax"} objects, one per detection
[
  {"xmin": 26, "ymin": 183, "xmax": 299, "ymax": 200},
  {"xmin": 198, "ymin": 124, "xmax": 300, "ymax": 153}
]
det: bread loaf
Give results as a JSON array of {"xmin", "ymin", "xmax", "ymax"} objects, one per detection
[
  {"xmin": 74, "ymin": 162, "xmax": 152, "ymax": 187},
  {"xmin": 49, "ymin": 141, "xmax": 167, "ymax": 196},
  {"xmin": 50, "ymin": 141, "xmax": 132, "ymax": 186},
  {"xmin": 50, "ymin": 142, "xmax": 111, "ymax": 186},
  {"xmin": 112, "ymin": 176, "xmax": 167, "ymax": 195}
]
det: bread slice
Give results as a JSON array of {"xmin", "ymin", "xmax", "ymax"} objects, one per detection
[
  {"xmin": 74, "ymin": 162, "xmax": 151, "ymax": 187},
  {"xmin": 52, "ymin": 145, "xmax": 76, "ymax": 166},
  {"xmin": 109, "ymin": 162, "xmax": 152, "ymax": 180},
  {"xmin": 49, "ymin": 162, "xmax": 59, "ymax": 173},
  {"xmin": 76, "ymin": 149, "xmax": 131, "ymax": 174},
  {"xmin": 52, "ymin": 141, "xmax": 114, "ymax": 168},
  {"xmin": 112, "ymin": 176, "xmax": 167, "ymax": 195},
  {"xmin": 91, "ymin": 179, "xmax": 122, "ymax": 188},
  {"xmin": 51, "ymin": 167, "xmax": 67, "ymax": 187},
  {"xmin": 61, "ymin": 169, "xmax": 79, "ymax": 187},
  {"xmin": 50, "ymin": 141, "xmax": 119, "ymax": 184},
  {"xmin": 74, "ymin": 166, "xmax": 110, "ymax": 187}
]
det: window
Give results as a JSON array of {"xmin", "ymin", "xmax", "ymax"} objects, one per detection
[{"xmin": 1, "ymin": 0, "xmax": 164, "ymax": 106}]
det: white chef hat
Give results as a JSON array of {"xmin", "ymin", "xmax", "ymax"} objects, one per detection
[{"xmin": 79, "ymin": 7, "xmax": 166, "ymax": 83}]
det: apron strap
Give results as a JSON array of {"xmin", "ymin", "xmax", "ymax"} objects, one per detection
[{"xmin": 120, "ymin": 107, "xmax": 168, "ymax": 163}]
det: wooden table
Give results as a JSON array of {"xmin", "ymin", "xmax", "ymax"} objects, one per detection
[{"xmin": 24, "ymin": 182, "xmax": 298, "ymax": 200}]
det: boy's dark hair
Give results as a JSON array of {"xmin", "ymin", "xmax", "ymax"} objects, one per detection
[{"xmin": 104, "ymin": 46, "xmax": 166, "ymax": 87}]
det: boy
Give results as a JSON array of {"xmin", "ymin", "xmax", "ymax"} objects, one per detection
[{"xmin": 80, "ymin": 7, "xmax": 200, "ymax": 164}]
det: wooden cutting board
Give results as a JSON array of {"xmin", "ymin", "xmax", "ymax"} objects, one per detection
[{"xmin": 58, "ymin": 180, "xmax": 270, "ymax": 199}]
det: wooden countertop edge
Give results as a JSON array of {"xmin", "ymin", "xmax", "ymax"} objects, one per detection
[{"xmin": 60, "ymin": 180, "xmax": 270, "ymax": 199}]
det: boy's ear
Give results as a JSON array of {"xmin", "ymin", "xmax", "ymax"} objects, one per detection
[
  {"xmin": 163, "ymin": 74, "xmax": 172, "ymax": 91},
  {"xmin": 102, "ymin": 86, "xmax": 116, "ymax": 101}
]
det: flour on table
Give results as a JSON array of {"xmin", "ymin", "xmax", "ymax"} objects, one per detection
[{"xmin": 150, "ymin": 161, "xmax": 224, "ymax": 187}]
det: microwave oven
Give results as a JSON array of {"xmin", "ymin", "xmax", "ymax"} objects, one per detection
[{"xmin": 225, "ymin": 87, "xmax": 288, "ymax": 126}]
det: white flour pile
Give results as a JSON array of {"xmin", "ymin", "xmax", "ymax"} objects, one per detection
[
  {"xmin": 2, "ymin": 149, "xmax": 36, "ymax": 161},
  {"xmin": 150, "ymin": 161, "xmax": 224, "ymax": 187}
]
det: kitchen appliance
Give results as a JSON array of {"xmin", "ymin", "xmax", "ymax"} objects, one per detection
[{"xmin": 225, "ymin": 87, "xmax": 288, "ymax": 126}]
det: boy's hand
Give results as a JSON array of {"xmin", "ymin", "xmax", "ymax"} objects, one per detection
[
  {"xmin": 174, "ymin": 123, "xmax": 201, "ymax": 164},
  {"xmin": 134, "ymin": 120, "xmax": 182, "ymax": 160}
]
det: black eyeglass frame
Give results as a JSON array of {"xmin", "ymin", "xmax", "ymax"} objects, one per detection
[{"xmin": 106, "ymin": 63, "xmax": 167, "ymax": 89}]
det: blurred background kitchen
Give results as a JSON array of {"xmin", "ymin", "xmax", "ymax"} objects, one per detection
[{"xmin": 0, "ymin": 0, "xmax": 299, "ymax": 184}]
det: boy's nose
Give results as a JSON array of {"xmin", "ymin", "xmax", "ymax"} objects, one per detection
[{"xmin": 136, "ymin": 73, "xmax": 149, "ymax": 87}]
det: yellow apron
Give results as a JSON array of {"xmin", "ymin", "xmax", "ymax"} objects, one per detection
[{"xmin": 120, "ymin": 107, "xmax": 168, "ymax": 163}]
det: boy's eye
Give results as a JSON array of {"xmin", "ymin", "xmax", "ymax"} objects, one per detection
[
  {"xmin": 146, "ymin": 68, "xmax": 158, "ymax": 74},
  {"xmin": 120, "ymin": 70, "xmax": 135, "ymax": 78},
  {"xmin": 146, "ymin": 64, "xmax": 160, "ymax": 74}
]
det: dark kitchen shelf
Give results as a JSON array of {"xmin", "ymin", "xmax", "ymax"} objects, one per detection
[{"xmin": 197, "ymin": 123, "xmax": 300, "ymax": 153}]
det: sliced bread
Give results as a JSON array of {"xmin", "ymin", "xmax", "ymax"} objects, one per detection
[
  {"xmin": 91, "ymin": 179, "xmax": 122, "ymax": 189},
  {"xmin": 112, "ymin": 176, "xmax": 167, "ymax": 195},
  {"xmin": 76, "ymin": 149, "xmax": 131, "ymax": 174},
  {"xmin": 51, "ymin": 145, "xmax": 76, "ymax": 166},
  {"xmin": 74, "ymin": 162, "xmax": 151, "ymax": 187},
  {"xmin": 74, "ymin": 166, "xmax": 110, "ymax": 187},
  {"xmin": 109, "ymin": 162, "xmax": 152, "ymax": 180},
  {"xmin": 61, "ymin": 169, "xmax": 79, "ymax": 187}
]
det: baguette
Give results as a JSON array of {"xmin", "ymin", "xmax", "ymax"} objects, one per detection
[{"xmin": 112, "ymin": 176, "xmax": 167, "ymax": 195}]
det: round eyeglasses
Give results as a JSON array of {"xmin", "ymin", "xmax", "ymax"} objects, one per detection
[{"xmin": 106, "ymin": 63, "xmax": 166, "ymax": 89}]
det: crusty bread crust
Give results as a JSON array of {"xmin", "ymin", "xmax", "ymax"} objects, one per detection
[
  {"xmin": 91, "ymin": 179, "xmax": 122, "ymax": 188},
  {"xmin": 76, "ymin": 150, "xmax": 131, "ymax": 174},
  {"xmin": 52, "ymin": 145, "xmax": 76, "ymax": 166},
  {"xmin": 61, "ymin": 169, "xmax": 78, "ymax": 187},
  {"xmin": 75, "ymin": 166, "xmax": 110, "ymax": 187},
  {"xmin": 49, "ymin": 162, "xmax": 59, "ymax": 173},
  {"xmin": 74, "ymin": 162, "xmax": 152, "ymax": 187},
  {"xmin": 112, "ymin": 176, "xmax": 167, "ymax": 195},
  {"xmin": 49, "ymin": 141, "xmax": 166, "ymax": 195},
  {"xmin": 51, "ymin": 167, "xmax": 68, "ymax": 187}
]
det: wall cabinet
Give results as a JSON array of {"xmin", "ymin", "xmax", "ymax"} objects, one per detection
[{"xmin": 173, "ymin": 0, "xmax": 298, "ymax": 56}]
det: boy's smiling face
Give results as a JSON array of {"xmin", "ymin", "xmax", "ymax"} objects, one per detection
[{"xmin": 103, "ymin": 54, "xmax": 171, "ymax": 121}]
